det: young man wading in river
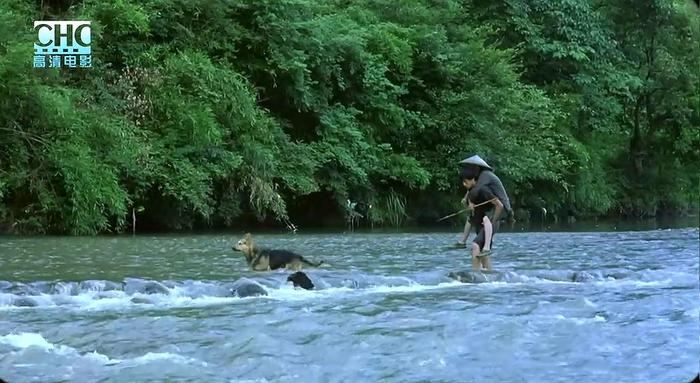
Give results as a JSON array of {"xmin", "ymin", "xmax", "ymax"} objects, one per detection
[{"xmin": 457, "ymin": 155, "xmax": 511, "ymax": 271}]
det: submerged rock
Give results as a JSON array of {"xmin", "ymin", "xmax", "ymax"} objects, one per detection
[
  {"xmin": 51, "ymin": 282, "xmax": 80, "ymax": 295},
  {"xmin": 0, "ymin": 281, "xmax": 11, "ymax": 291},
  {"xmin": 604, "ymin": 272, "xmax": 628, "ymax": 280},
  {"xmin": 448, "ymin": 270, "xmax": 489, "ymax": 284},
  {"xmin": 13, "ymin": 296, "xmax": 38, "ymax": 307},
  {"xmin": 447, "ymin": 270, "xmax": 513, "ymax": 283},
  {"xmin": 131, "ymin": 296, "xmax": 153, "ymax": 304},
  {"xmin": 79, "ymin": 280, "xmax": 123, "ymax": 292},
  {"xmin": 449, "ymin": 269, "xmax": 609, "ymax": 284},
  {"xmin": 571, "ymin": 271, "xmax": 596, "ymax": 282},
  {"xmin": 229, "ymin": 278, "xmax": 267, "ymax": 298},
  {"xmin": 140, "ymin": 281, "xmax": 170, "ymax": 295},
  {"xmin": 124, "ymin": 279, "xmax": 170, "ymax": 295},
  {"xmin": 340, "ymin": 279, "xmax": 360, "ymax": 289},
  {"xmin": 5, "ymin": 283, "xmax": 42, "ymax": 296}
]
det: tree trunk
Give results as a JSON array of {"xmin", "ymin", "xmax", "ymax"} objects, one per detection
[{"xmin": 630, "ymin": 96, "xmax": 646, "ymax": 176}]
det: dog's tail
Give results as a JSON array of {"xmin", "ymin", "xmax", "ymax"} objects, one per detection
[{"xmin": 301, "ymin": 257, "xmax": 324, "ymax": 267}]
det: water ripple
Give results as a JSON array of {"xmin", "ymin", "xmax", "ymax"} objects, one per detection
[{"xmin": 0, "ymin": 228, "xmax": 697, "ymax": 382}]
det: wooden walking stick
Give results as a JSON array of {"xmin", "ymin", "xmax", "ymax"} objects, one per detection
[{"xmin": 436, "ymin": 198, "xmax": 498, "ymax": 222}]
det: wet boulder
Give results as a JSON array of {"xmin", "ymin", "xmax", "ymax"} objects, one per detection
[
  {"xmin": 604, "ymin": 272, "xmax": 628, "ymax": 280},
  {"xmin": 124, "ymin": 279, "xmax": 170, "ymax": 295},
  {"xmin": 571, "ymin": 271, "xmax": 596, "ymax": 282},
  {"xmin": 130, "ymin": 296, "xmax": 154, "ymax": 304},
  {"xmin": 229, "ymin": 278, "xmax": 267, "ymax": 298},
  {"xmin": 5, "ymin": 283, "xmax": 42, "ymax": 296},
  {"xmin": 50, "ymin": 282, "xmax": 80, "ymax": 295},
  {"xmin": 0, "ymin": 281, "xmax": 11, "ymax": 291},
  {"xmin": 79, "ymin": 280, "xmax": 124, "ymax": 292},
  {"xmin": 13, "ymin": 296, "xmax": 38, "ymax": 307},
  {"xmin": 448, "ymin": 270, "xmax": 489, "ymax": 284},
  {"xmin": 140, "ymin": 281, "xmax": 170, "ymax": 295}
]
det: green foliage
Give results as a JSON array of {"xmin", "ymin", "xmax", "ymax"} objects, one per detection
[
  {"xmin": 368, "ymin": 190, "xmax": 409, "ymax": 228},
  {"xmin": 0, "ymin": 0, "xmax": 697, "ymax": 233}
]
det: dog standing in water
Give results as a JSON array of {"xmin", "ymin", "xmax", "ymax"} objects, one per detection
[{"xmin": 233, "ymin": 233, "xmax": 323, "ymax": 271}]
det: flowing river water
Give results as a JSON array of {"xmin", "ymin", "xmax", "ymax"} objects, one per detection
[{"xmin": 0, "ymin": 227, "xmax": 698, "ymax": 382}]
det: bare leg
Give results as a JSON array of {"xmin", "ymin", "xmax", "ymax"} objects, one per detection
[
  {"xmin": 482, "ymin": 216, "xmax": 493, "ymax": 252},
  {"xmin": 458, "ymin": 220, "xmax": 471, "ymax": 245},
  {"xmin": 481, "ymin": 256, "xmax": 492, "ymax": 271},
  {"xmin": 471, "ymin": 243, "xmax": 481, "ymax": 270}
]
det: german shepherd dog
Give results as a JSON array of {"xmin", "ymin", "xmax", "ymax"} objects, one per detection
[{"xmin": 233, "ymin": 233, "xmax": 323, "ymax": 271}]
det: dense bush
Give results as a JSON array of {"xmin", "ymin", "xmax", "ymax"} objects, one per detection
[{"xmin": 0, "ymin": 0, "xmax": 697, "ymax": 234}]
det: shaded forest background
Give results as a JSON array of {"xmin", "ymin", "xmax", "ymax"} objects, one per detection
[{"xmin": 0, "ymin": 0, "xmax": 698, "ymax": 234}]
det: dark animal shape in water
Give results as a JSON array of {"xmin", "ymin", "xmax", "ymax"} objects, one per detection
[
  {"xmin": 13, "ymin": 296, "xmax": 38, "ymax": 307},
  {"xmin": 229, "ymin": 278, "xmax": 268, "ymax": 298},
  {"xmin": 287, "ymin": 271, "xmax": 314, "ymax": 290}
]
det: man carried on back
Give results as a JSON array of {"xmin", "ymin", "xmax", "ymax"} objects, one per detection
[{"xmin": 458, "ymin": 155, "xmax": 512, "ymax": 271}]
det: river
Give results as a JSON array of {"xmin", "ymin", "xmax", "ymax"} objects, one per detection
[{"xmin": 1, "ymin": 226, "xmax": 698, "ymax": 382}]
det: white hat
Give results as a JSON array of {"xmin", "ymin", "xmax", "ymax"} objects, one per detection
[{"xmin": 458, "ymin": 155, "xmax": 493, "ymax": 170}]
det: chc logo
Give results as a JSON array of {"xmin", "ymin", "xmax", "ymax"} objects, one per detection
[{"xmin": 33, "ymin": 21, "xmax": 91, "ymax": 68}]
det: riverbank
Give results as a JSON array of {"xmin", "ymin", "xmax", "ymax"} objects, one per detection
[{"xmin": 1, "ymin": 215, "xmax": 697, "ymax": 237}]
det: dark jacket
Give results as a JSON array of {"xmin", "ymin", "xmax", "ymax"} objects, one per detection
[{"xmin": 471, "ymin": 170, "xmax": 511, "ymax": 213}]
